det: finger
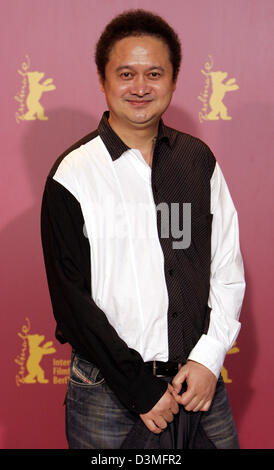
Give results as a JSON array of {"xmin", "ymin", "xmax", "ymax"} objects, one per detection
[
  {"xmin": 171, "ymin": 391, "xmax": 185, "ymax": 406},
  {"xmin": 168, "ymin": 384, "xmax": 179, "ymax": 401},
  {"xmin": 184, "ymin": 396, "xmax": 200, "ymax": 412},
  {"xmin": 170, "ymin": 400, "xmax": 180, "ymax": 414},
  {"xmin": 172, "ymin": 369, "xmax": 187, "ymax": 393},
  {"xmin": 142, "ymin": 418, "xmax": 162, "ymax": 434},
  {"xmin": 180, "ymin": 387, "xmax": 195, "ymax": 407},
  {"xmin": 200, "ymin": 399, "xmax": 212, "ymax": 412},
  {"xmin": 153, "ymin": 415, "xmax": 168, "ymax": 431},
  {"xmin": 192, "ymin": 399, "xmax": 205, "ymax": 412},
  {"xmin": 162, "ymin": 409, "xmax": 174, "ymax": 423},
  {"xmin": 167, "ymin": 383, "xmax": 177, "ymax": 395},
  {"xmin": 150, "ymin": 424, "xmax": 163, "ymax": 434},
  {"xmin": 166, "ymin": 386, "xmax": 180, "ymax": 412}
]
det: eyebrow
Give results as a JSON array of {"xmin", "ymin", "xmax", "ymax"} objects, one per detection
[{"xmin": 115, "ymin": 65, "xmax": 165, "ymax": 72}]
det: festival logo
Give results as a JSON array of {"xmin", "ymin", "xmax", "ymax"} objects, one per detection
[
  {"xmin": 198, "ymin": 55, "xmax": 239, "ymax": 123},
  {"xmin": 15, "ymin": 317, "xmax": 70, "ymax": 387},
  {"xmin": 15, "ymin": 55, "xmax": 56, "ymax": 123}
]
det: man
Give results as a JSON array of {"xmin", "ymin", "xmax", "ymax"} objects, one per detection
[{"xmin": 40, "ymin": 10, "xmax": 245, "ymax": 449}]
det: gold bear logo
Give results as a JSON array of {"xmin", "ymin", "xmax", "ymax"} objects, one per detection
[
  {"xmin": 21, "ymin": 71, "xmax": 56, "ymax": 121},
  {"xmin": 198, "ymin": 56, "xmax": 239, "ymax": 122},
  {"xmin": 206, "ymin": 71, "xmax": 239, "ymax": 120},
  {"xmin": 23, "ymin": 334, "xmax": 56, "ymax": 384}
]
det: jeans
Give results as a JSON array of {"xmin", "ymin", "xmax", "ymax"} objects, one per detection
[{"xmin": 65, "ymin": 351, "xmax": 240, "ymax": 449}]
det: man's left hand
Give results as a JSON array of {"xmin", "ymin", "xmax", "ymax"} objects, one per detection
[{"xmin": 171, "ymin": 360, "xmax": 217, "ymax": 412}]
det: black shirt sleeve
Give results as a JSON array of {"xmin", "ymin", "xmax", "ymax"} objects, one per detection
[{"xmin": 40, "ymin": 176, "xmax": 167, "ymax": 414}]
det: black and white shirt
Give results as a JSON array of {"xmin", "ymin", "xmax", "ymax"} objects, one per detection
[{"xmin": 41, "ymin": 111, "xmax": 245, "ymax": 413}]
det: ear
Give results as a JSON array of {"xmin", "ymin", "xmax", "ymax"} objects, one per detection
[{"xmin": 97, "ymin": 70, "xmax": 105, "ymax": 93}]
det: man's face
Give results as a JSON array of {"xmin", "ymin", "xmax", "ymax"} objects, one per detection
[{"xmin": 99, "ymin": 35, "xmax": 176, "ymax": 130}]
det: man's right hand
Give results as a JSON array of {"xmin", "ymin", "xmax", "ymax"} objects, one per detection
[{"xmin": 139, "ymin": 383, "xmax": 179, "ymax": 434}]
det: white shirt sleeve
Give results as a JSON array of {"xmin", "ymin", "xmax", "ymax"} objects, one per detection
[{"xmin": 187, "ymin": 161, "xmax": 246, "ymax": 378}]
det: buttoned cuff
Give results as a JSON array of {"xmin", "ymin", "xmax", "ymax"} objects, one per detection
[{"xmin": 187, "ymin": 334, "xmax": 227, "ymax": 379}]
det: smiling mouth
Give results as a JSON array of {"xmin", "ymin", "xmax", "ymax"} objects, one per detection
[{"xmin": 127, "ymin": 100, "xmax": 152, "ymax": 106}]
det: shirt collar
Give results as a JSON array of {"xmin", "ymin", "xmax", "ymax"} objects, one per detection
[{"xmin": 98, "ymin": 111, "xmax": 173, "ymax": 161}]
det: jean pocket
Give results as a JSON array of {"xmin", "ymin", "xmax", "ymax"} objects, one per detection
[{"xmin": 70, "ymin": 353, "xmax": 105, "ymax": 387}]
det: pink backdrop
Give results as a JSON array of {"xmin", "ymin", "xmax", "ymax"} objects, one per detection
[{"xmin": 1, "ymin": 0, "xmax": 273, "ymax": 449}]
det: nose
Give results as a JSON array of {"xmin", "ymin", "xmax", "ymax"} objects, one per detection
[{"xmin": 130, "ymin": 74, "xmax": 151, "ymax": 96}]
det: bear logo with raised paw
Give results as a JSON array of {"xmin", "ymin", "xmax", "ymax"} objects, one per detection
[
  {"xmin": 22, "ymin": 71, "xmax": 56, "ymax": 121},
  {"xmin": 207, "ymin": 71, "xmax": 239, "ymax": 120},
  {"xmin": 23, "ymin": 334, "xmax": 56, "ymax": 384}
]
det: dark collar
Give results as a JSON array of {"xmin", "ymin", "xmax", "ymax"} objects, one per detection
[{"xmin": 98, "ymin": 111, "xmax": 173, "ymax": 161}]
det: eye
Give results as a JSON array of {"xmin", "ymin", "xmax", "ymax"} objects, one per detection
[
  {"xmin": 120, "ymin": 71, "xmax": 133, "ymax": 79},
  {"xmin": 148, "ymin": 71, "xmax": 161, "ymax": 79}
]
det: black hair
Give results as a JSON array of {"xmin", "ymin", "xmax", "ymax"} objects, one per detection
[{"xmin": 95, "ymin": 9, "xmax": 182, "ymax": 82}]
